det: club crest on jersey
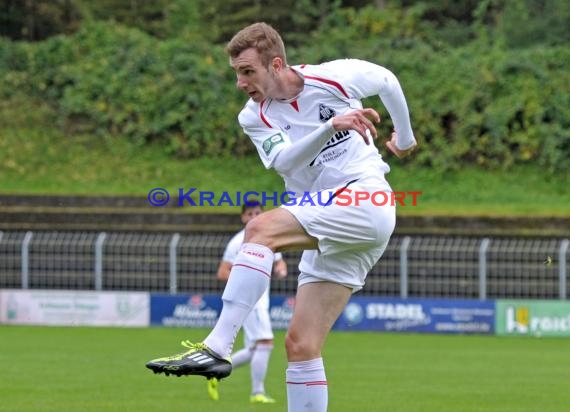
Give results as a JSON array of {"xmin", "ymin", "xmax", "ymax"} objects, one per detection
[
  {"xmin": 262, "ymin": 133, "xmax": 285, "ymax": 155},
  {"xmin": 319, "ymin": 104, "xmax": 336, "ymax": 122}
]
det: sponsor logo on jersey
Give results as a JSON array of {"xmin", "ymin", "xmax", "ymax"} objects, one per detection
[
  {"xmin": 262, "ymin": 133, "xmax": 285, "ymax": 155},
  {"xmin": 310, "ymin": 130, "xmax": 351, "ymax": 166}
]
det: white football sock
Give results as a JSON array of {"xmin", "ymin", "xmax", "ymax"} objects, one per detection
[
  {"xmin": 286, "ymin": 358, "xmax": 328, "ymax": 412},
  {"xmin": 251, "ymin": 343, "xmax": 273, "ymax": 395},
  {"xmin": 231, "ymin": 347, "xmax": 253, "ymax": 367},
  {"xmin": 204, "ymin": 243, "xmax": 273, "ymax": 358}
]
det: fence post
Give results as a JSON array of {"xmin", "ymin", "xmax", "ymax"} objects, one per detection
[
  {"xmin": 169, "ymin": 233, "xmax": 181, "ymax": 295},
  {"xmin": 559, "ymin": 239, "xmax": 569, "ymax": 300},
  {"xmin": 0, "ymin": 231, "xmax": 3, "ymax": 243},
  {"xmin": 478, "ymin": 238, "xmax": 490, "ymax": 300},
  {"xmin": 400, "ymin": 236, "xmax": 411, "ymax": 299},
  {"xmin": 95, "ymin": 232, "xmax": 107, "ymax": 291},
  {"xmin": 21, "ymin": 231, "xmax": 33, "ymax": 289}
]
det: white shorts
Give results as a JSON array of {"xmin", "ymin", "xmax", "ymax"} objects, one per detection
[
  {"xmin": 242, "ymin": 288, "xmax": 273, "ymax": 348},
  {"xmin": 281, "ymin": 176, "xmax": 396, "ymax": 292}
]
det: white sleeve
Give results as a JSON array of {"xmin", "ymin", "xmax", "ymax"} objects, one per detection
[
  {"xmin": 327, "ymin": 59, "xmax": 416, "ymax": 150},
  {"xmin": 274, "ymin": 252, "xmax": 283, "ymax": 262},
  {"xmin": 272, "ymin": 120, "xmax": 336, "ymax": 174},
  {"xmin": 239, "ymin": 105, "xmax": 337, "ymax": 173},
  {"xmin": 238, "ymin": 107, "xmax": 291, "ymax": 169}
]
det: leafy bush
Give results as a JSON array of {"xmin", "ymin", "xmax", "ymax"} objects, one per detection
[
  {"xmin": 298, "ymin": 6, "xmax": 569, "ymax": 172},
  {"xmin": 1, "ymin": 8, "xmax": 568, "ymax": 172},
  {"xmin": 1, "ymin": 22, "xmax": 248, "ymax": 157}
]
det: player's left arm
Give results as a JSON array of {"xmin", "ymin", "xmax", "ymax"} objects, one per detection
[
  {"xmin": 339, "ymin": 59, "xmax": 418, "ymax": 155},
  {"xmin": 385, "ymin": 131, "xmax": 416, "ymax": 159}
]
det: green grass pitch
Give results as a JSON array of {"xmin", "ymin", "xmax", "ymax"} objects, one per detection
[{"xmin": 1, "ymin": 325, "xmax": 568, "ymax": 412}]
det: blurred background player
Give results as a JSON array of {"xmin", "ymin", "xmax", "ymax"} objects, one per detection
[{"xmin": 207, "ymin": 200, "xmax": 288, "ymax": 404}]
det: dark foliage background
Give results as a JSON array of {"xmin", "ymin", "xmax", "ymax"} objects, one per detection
[{"xmin": 1, "ymin": 0, "xmax": 568, "ymax": 171}]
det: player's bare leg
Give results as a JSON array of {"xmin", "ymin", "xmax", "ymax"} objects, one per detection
[
  {"xmin": 147, "ymin": 208, "xmax": 316, "ymax": 379},
  {"xmin": 285, "ymin": 282, "xmax": 352, "ymax": 412}
]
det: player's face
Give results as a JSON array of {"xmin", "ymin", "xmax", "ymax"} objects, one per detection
[
  {"xmin": 241, "ymin": 205, "xmax": 263, "ymax": 225},
  {"xmin": 230, "ymin": 48, "xmax": 277, "ymax": 102}
]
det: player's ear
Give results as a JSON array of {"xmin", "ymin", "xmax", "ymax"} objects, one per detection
[{"xmin": 272, "ymin": 57, "xmax": 283, "ymax": 73}]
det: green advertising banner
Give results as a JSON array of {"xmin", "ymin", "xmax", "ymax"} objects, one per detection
[{"xmin": 496, "ymin": 300, "xmax": 570, "ymax": 337}]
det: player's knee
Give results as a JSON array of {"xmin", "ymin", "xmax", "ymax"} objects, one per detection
[
  {"xmin": 285, "ymin": 331, "xmax": 320, "ymax": 361},
  {"xmin": 284, "ymin": 332, "xmax": 299, "ymax": 358},
  {"xmin": 244, "ymin": 216, "xmax": 274, "ymax": 249}
]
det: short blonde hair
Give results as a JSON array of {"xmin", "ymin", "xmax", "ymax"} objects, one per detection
[{"xmin": 225, "ymin": 22, "xmax": 287, "ymax": 67}]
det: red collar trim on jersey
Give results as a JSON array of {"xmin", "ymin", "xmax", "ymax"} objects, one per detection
[
  {"xmin": 290, "ymin": 100, "xmax": 300, "ymax": 112},
  {"xmin": 303, "ymin": 75, "xmax": 349, "ymax": 99}
]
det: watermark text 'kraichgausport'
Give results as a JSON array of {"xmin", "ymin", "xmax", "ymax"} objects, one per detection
[{"xmin": 147, "ymin": 188, "xmax": 422, "ymax": 207}]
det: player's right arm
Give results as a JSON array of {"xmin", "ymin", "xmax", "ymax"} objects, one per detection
[
  {"xmin": 238, "ymin": 105, "xmax": 293, "ymax": 171},
  {"xmin": 216, "ymin": 260, "xmax": 233, "ymax": 281},
  {"xmin": 239, "ymin": 89, "xmax": 400, "ymax": 176}
]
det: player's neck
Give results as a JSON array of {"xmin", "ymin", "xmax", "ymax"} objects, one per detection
[{"xmin": 274, "ymin": 67, "xmax": 304, "ymax": 102}]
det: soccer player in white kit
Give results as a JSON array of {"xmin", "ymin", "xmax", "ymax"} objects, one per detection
[
  {"xmin": 208, "ymin": 201, "xmax": 287, "ymax": 404},
  {"xmin": 147, "ymin": 22, "xmax": 417, "ymax": 412}
]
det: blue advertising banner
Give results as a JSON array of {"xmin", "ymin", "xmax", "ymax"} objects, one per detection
[
  {"xmin": 269, "ymin": 295, "xmax": 296, "ymax": 330},
  {"xmin": 150, "ymin": 294, "xmax": 495, "ymax": 334},
  {"xmin": 334, "ymin": 297, "xmax": 495, "ymax": 334},
  {"xmin": 150, "ymin": 294, "xmax": 222, "ymax": 327},
  {"xmin": 150, "ymin": 294, "xmax": 295, "ymax": 330}
]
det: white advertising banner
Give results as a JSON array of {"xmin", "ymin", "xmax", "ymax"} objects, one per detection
[{"xmin": 0, "ymin": 289, "xmax": 149, "ymax": 327}]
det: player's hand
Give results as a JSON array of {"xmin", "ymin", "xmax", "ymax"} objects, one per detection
[
  {"xmin": 273, "ymin": 260, "xmax": 288, "ymax": 279},
  {"xmin": 275, "ymin": 269, "xmax": 287, "ymax": 279},
  {"xmin": 332, "ymin": 108, "xmax": 380, "ymax": 145},
  {"xmin": 385, "ymin": 131, "xmax": 417, "ymax": 158}
]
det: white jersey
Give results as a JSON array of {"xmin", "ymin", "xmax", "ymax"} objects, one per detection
[{"xmin": 238, "ymin": 59, "xmax": 415, "ymax": 194}]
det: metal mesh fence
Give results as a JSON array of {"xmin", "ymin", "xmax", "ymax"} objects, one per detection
[
  {"xmin": 405, "ymin": 237, "xmax": 481, "ymax": 298},
  {"xmin": 486, "ymin": 238, "xmax": 563, "ymax": 299},
  {"xmin": 28, "ymin": 231, "xmax": 96, "ymax": 290},
  {"xmin": 0, "ymin": 231, "xmax": 25, "ymax": 288},
  {"xmin": 0, "ymin": 230, "xmax": 567, "ymax": 300},
  {"xmin": 101, "ymin": 232, "xmax": 172, "ymax": 291},
  {"xmin": 177, "ymin": 233, "xmax": 230, "ymax": 294}
]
